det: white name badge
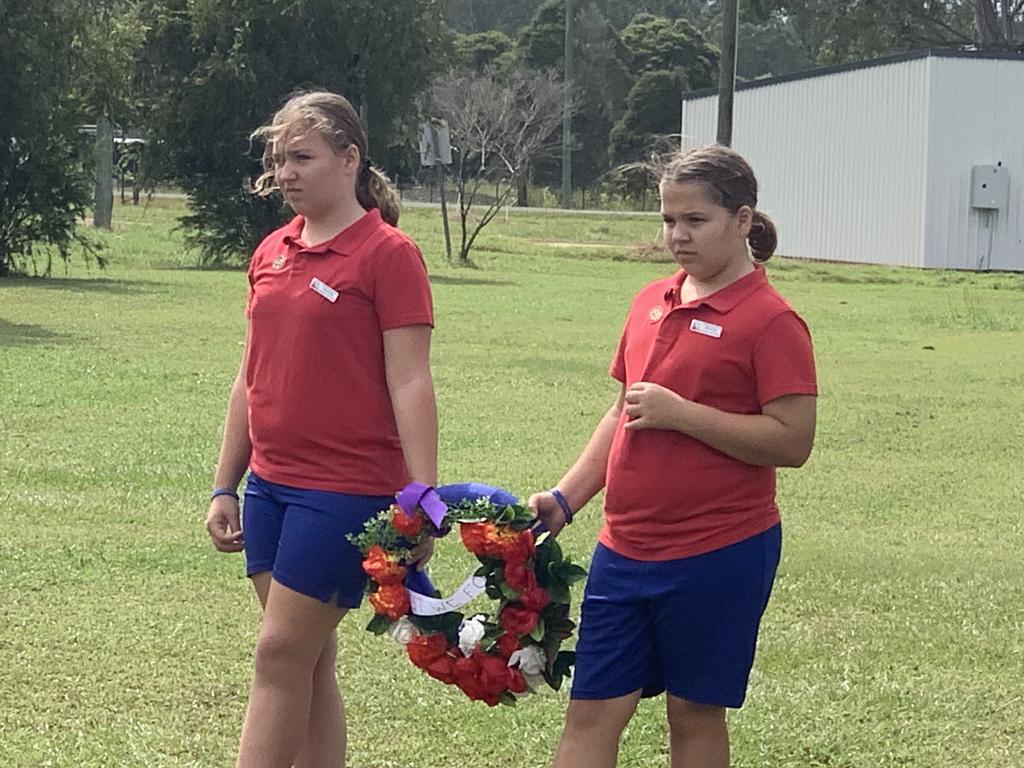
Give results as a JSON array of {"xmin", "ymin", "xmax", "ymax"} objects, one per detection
[
  {"xmin": 689, "ymin": 319, "xmax": 723, "ymax": 338},
  {"xmin": 407, "ymin": 573, "xmax": 487, "ymax": 616},
  {"xmin": 309, "ymin": 277, "xmax": 338, "ymax": 303}
]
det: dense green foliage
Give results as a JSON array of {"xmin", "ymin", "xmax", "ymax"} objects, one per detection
[
  {"xmin": 136, "ymin": 0, "xmax": 446, "ymax": 263},
  {"xmin": 0, "ymin": 1, "xmax": 93, "ymax": 275}
]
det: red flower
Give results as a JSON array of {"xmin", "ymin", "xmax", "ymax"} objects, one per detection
[
  {"xmin": 500, "ymin": 604, "xmax": 540, "ymax": 636},
  {"xmin": 391, "ymin": 506, "xmax": 425, "ymax": 538},
  {"xmin": 503, "ymin": 559, "xmax": 537, "ymax": 593},
  {"xmin": 495, "ymin": 632, "xmax": 521, "ymax": 659},
  {"xmin": 478, "ymin": 651, "xmax": 515, "ymax": 696},
  {"xmin": 452, "ymin": 654, "xmax": 490, "ymax": 703},
  {"xmin": 506, "ymin": 667, "xmax": 528, "ymax": 694},
  {"xmin": 423, "ymin": 653, "xmax": 457, "ymax": 685},
  {"xmin": 407, "ymin": 634, "xmax": 457, "ymax": 684},
  {"xmin": 362, "ymin": 545, "xmax": 406, "ymax": 585},
  {"xmin": 407, "ymin": 633, "xmax": 448, "ymax": 667},
  {"xmin": 369, "ymin": 583, "xmax": 410, "ymax": 620},
  {"xmin": 518, "ymin": 586, "xmax": 551, "ymax": 613}
]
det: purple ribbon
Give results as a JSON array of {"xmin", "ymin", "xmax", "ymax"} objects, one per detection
[{"xmin": 396, "ymin": 482, "xmax": 448, "ymax": 530}]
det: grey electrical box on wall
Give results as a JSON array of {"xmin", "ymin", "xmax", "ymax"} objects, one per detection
[{"xmin": 970, "ymin": 164, "xmax": 1009, "ymax": 209}]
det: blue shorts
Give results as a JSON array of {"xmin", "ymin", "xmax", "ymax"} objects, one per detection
[
  {"xmin": 242, "ymin": 471, "xmax": 393, "ymax": 609},
  {"xmin": 570, "ymin": 525, "xmax": 782, "ymax": 708}
]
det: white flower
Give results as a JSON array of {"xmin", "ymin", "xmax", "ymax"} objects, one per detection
[
  {"xmin": 457, "ymin": 616, "xmax": 487, "ymax": 658},
  {"xmin": 508, "ymin": 646, "xmax": 548, "ymax": 693},
  {"xmin": 508, "ymin": 645, "xmax": 546, "ymax": 676},
  {"xmin": 387, "ymin": 616, "xmax": 420, "ymax": 647},
  {"xmin": 521, "ymin": 671, "xmax": 546, "ymax": 692}
]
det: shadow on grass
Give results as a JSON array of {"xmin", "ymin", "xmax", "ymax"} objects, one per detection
[
  {"xmin": 0, "ymin": 319, "xmax": 69, "ymax": 346},
  {"xmin": 153, "ymin": 261, "xmax": 246, "ymax": 272},
  {"xmin": 0, "ymin": 276, "xmax": 170, "ymax": 293},
  {"xmin": 430, "ymin": 274, "xmax": 514, "ymax": 287}
]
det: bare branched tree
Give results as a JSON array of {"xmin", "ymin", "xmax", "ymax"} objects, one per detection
[
  {"xmin": 429, "ymin": 70, "xmax": 569, "ymax": 265},
  {"xmin": 971, "ymin": 0, "xmax": 1024, "ymax": 47}
]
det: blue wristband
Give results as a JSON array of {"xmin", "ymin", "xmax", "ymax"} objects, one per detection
[
  {"xmin": 210, "ymin": 487, "xmax": 239, "ymax": 502},
  {"xmin": 549, "ymin": 488, "xmax": 574, "ymax": 525}
]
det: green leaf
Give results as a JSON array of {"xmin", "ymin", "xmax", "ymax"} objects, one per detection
[
  {"xmin": 485, "ymin": 583, "xmax": 504, "ymax": 600},
  {"xmin": 366, "ymin": 613, "xmax": 393, "ymax": 635},
  {"xmin": 410, "ymin": 612, "xmax": 464, "ymax": 638},
  {"xmin": 545, "ymin": 583, "xmax": 570, "ymax": 604},
  {"xmin": 499, "ymin": 580, "xmax": 520, "ymax": 600},
  {"xmin": 552, "ymin": 650, "xmax": 576, "ymax": 679},
  {"xmin": 563, "ymin": 563, "xmax": 588, "ymax": 583}
]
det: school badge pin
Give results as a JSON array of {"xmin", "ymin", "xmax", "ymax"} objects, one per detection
[
  {"xmin": 271, "ymin": 254, "xmax": 286, "ymax": 269},
  {"xmin": 648, "ymin": 306, "xmax": 663, "ymax": 322}
]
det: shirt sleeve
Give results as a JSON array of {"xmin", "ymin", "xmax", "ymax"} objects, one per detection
[
  {"xmin": 753, "ymin": 310, "xmax": 818, "ymax": 405},
  {"xmin": 372, "ymin": 240, "xmax": 434, "ymax": 330}
]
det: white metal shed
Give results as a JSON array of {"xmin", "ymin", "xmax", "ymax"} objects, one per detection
[{"xmin": 680, "ymin": 50, "xmax": 1024, "ymax": 271}]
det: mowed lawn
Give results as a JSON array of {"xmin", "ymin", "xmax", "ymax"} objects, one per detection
[{"xmin": 1, "ymin": 199, "xmax": 1022, "ymax": 768}]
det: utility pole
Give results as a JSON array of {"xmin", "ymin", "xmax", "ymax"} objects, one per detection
[
  {"xmin": 561, "ymin": 0, "xmax": 574, "ymax": 209},
  {"xmin": 717, "ymin": 0, "xmax": 739, "ymax": 146},
  {"xmin": 93, "ymin": 112, "xmax": 114, "ymax": 229}
]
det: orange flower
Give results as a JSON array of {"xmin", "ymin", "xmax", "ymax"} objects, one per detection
[
  {"xmin": 505, "ymin": 530, "xmax": 536, "ymax": 564},
  {"xmin": 459, "ymin": 521, "xmax": 495, "ymax": 556},
  {"xmin": 391, "ymin": 505, "xmax": 425, "ymax": 538},
  {"xmin": 362, "ymin": 545, "xmax": 406, "ymax": 585},
  {"xmin": 369, "ymin": 583, "xmax": 410, "ymax": 620},
  {"xmin": 483, "ymin": 525, "xmax": 521, "ymax": 558}
]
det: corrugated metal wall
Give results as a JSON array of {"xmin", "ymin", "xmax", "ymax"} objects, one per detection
[
  {"xmin": 923, "ymin": 58, "xmax": 1024, "ymax": 271},
  {"xmin": 681, "ymin": 59, "xmax": 932, "ymax": 267}
]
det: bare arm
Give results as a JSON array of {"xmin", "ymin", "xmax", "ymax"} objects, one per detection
[
  {"xmin": 383, "ymin": 325, "xmax": 438, "ymax": 487},
  {"xmin": 623, "ymin": 383, "xmax": 817, "ymax": 467},
  {"xmin": 206, "ymin": 353, "xmax": 251, "ymax": 552},
  {"xmin": 528, "ymin": 385, "xmax": 625, "ymax": 536}
]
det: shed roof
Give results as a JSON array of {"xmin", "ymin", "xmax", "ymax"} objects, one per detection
[{"xmin": 681, "ymin": 47, "xmax": 1024, "ymax": 102}]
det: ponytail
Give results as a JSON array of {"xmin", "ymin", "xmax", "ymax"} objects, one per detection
[
  {"xmin": 357, "ymin": 159, "xmax": 401, "ymax": 226},
  {"xmin": 748, "ymin": 210, "xmax": 777, "ymax": 262}
]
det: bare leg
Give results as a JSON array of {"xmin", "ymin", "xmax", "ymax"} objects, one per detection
[
  {"xmin": 551, "ymin": 691, "xmax": 642, "ymax": 768},
  {"xmin": 294, "ymin": 631, "xmax": 346, "ymax": 768},
  {"xmin": 666, "ymin": 695, "xmax": 728, "ymax": 768},
  {"xmin": 236, "ymin": 578, "xmax": 348, "ymax": 768}
]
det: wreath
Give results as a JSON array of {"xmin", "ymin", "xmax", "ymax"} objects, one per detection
[{"xmin": 349, "ymin": 482, "xmax": 587, "ymax": 706}]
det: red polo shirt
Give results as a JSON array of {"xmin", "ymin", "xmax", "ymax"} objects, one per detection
[
  {"xmin": 601, "ymin": 265, "xmax": 817, "ymax": 561},
  {"xmin": 245, "ymin": 210, "xmax": 433, "ymax": 495}
]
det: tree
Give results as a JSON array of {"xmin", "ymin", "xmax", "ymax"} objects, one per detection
[
  {"xmin": 968, "ymin": 0, "xmax": 1023, "ymax": 48},
  {"xmin": 137, "ymin": 0, "xmax": 445, "ymax": 264},
  {"xmin": 452, "ymin": 30, "xmax": 517, "ymax": 72},
  {"xmin": 519, "ymin": 1, "xmax": 633, "ymax": 190},
  {"xmin": 0, "ymin": 0, "xmax": 100, "ymax": 276},
  {"xmin": 619, "ymin": 14, "xmax": 719, "ymax": 82},
  {"xmin": 428, "ymin": 70, "xmax": 568, "ymax": 264},
  {"xmin": 73, "ymin": 1, "xmax": 148, "ymax": 228},
  {"xmin": 751, "ymin": 1, "xmax": 1024, "ymax": 64},
  {"xmin": 609, "ymin": 14, "xmax": 718, "ymax": 163},
  {"xmin": 443, "ymin": 0, "xmax": 552, "ymax": 35}
]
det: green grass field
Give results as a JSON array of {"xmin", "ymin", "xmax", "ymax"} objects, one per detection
[{"xmin": 1, "ymin": 200, "xmax": 1022, "ymax": 767}]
